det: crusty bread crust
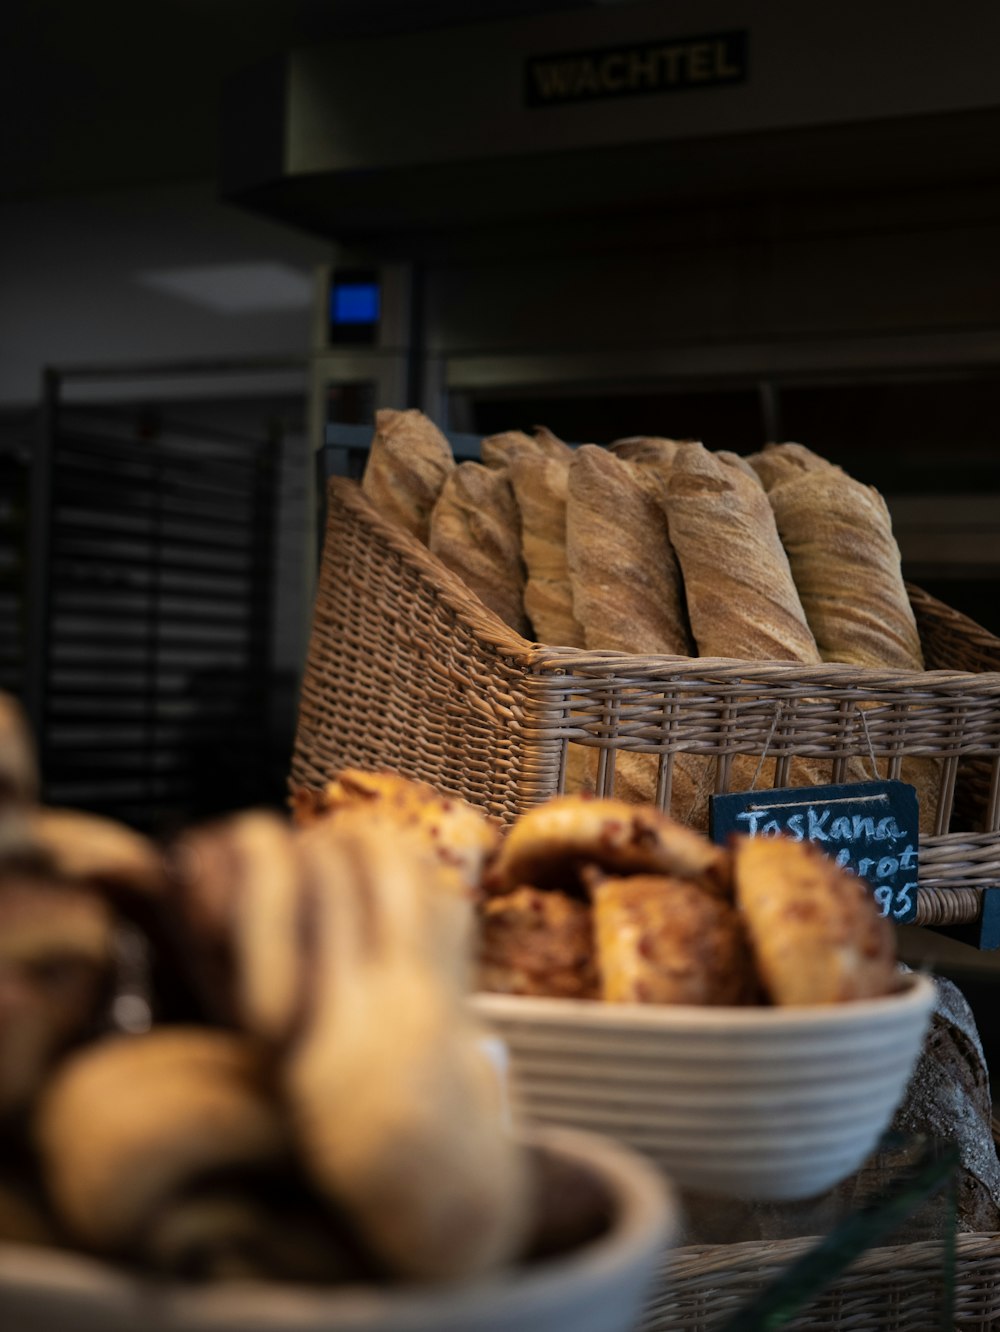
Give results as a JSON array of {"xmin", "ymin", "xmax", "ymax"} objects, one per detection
[{"xmin": 734, "ymin": 835, "xmax": 895, "ymax": 1005}]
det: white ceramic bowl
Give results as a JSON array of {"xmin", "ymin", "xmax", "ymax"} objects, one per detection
[
  {"xmin": 472, "ymin": 970, "xmax": 936, "ymax": 1202},
  {"xmin": 0, "ymin": 1128, "xmax": 676, "ymax": 1332}
]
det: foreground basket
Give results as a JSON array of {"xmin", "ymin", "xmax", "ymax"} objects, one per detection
[
  {"xmin": 293, "ymin": 477, "xmax": 1000, "ymax": 929},
  {"xmin": 644, "ymin": 1230, "xmax": 1000, "ymax": 1331}
]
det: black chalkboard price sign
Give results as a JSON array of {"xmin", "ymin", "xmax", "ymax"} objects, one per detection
[{"xmin": 710, "ymin": 779, "xmax": 920, "ymax": 923}]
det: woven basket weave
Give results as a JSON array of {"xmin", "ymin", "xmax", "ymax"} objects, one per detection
[
  {"xmin": 647, "ymin": 1230, "xmax": 1000, "ymax": 1331},
  {"xmin": 293, "ymin": 477, "xmax": 1000, "ymax": 930}
]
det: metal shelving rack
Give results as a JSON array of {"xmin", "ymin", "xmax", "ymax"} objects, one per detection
[{"xmin": 24, "ymin": 360, "xmax": 302, "ymax": 832}]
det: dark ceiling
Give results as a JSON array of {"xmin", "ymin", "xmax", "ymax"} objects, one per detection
[{"xmin": 2, "ymin": 0, "xmax": 587, "ymax": 200}]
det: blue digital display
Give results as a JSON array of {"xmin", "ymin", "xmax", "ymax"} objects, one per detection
[{"xmin": 331, "ymin": 281, "xmax": 380, "ymax": 325}]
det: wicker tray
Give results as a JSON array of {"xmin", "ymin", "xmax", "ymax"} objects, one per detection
[{"xmin": 292, "ymin": 477, "xmax": 1000, "ymax": 929}]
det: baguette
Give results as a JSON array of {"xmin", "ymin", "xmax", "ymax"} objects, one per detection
[
  {"xmin": 429, "ymin": 462, "xmax": 530, "ymax": 635},
  {"xmin": 567, "ymin": 445, "xmax": 692, "ymax": 655},
  {"xmin": 665, "ymin": 443, "xmax": 821, "ymax": 663},
  {"xmin": 508, "ymin": 448, "xmax": 584, "ymax": 648},
  {"xmin": 748, "ymin": 442, "xmax": 923, "ymax": 671},
  {"xmin": 361, "ymin": 408, "xmax": 454, "ymax": 543},
  {"xmin": 481, "ymin": 426, "xmax": 571, "ymax": 470},
  {"xmin": 608, "ymin": 436, "xmax": 687, "ymax": 467},
  {"xmin": 749, "ymin": 443, "xmax": 937, "ymax": 830}
]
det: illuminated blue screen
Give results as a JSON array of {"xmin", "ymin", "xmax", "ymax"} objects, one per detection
[{"xmin": 331, "ymin": 282, "xmax": 380, "ymax": 325}]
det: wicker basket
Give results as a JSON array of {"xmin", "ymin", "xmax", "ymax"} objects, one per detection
[
  {"xmin": 293, "ymin": 477, "xmax": 1000, "ymax": 930},
  {"xmin": 644, "ymin": 1230, "xmax": 1000, "ymax": 1331},
  {"xmin": 293, "ymin": 476, "xmax": 1000, "ymax": 1328}
]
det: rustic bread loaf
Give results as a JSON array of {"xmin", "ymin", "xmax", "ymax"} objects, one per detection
[
  {"xmin": 748, "ymin": 442, "xmax": 923, "ymax": 671},
  {"xmin": 888, "ymin": 974, "xmax": 1000, "ymax": 1232},
  {"xmin": 749, "ymin": 442, "xmax": 937, "ymax": 829},
  {"xmin": 361, "ymin": 408, "xmax": 454, "ymax": 543},
  {"xmin": 665, "ymin": 443, "xmax": 821, "ymax": 663},
  {"xmin": 508, "ymin": 448, "xmax": 584, "ymax": 648},
  {"xmin": 608, "ymin": 436, "xmax": 687, "ymax": 467},
  {"xmin": 566, "ymin": 444, "xmax": 692, "ymax": 656},
  {"xmin": 481, "ymin": 426, "xmax": 572, "ymax": 470},
  {"xmin": 746, "ymin": 440, "xmax": 826, "ymax": 490},
  {"xmin": 429, "ymin": 461, "xmax": 530, "ymax": 636}
]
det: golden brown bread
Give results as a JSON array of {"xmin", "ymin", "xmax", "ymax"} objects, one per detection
[
  {"xmin": 27, "ymin": 807, "xmax": 166, "ymax": 897},
  {"xmin": 478, "ymin": 888, "xmax": 597, "ymax": 999},
  {"xmin": 508, "ymin": 449, "xmax": 585, "ymax": 648},
  {"xmin": 428, "ymin": 461, "xmax": 530, "ymax": 636},
  {"xmin": 286, "ymin": 817, "xmax": 529, "ymax": 1282},
  {"xmin": 0, "ymin": 876, "xmax": 114, "ymax": 1113},
  {"xmin": 174, "ymin": 810, "xmax": 304, "ymax": 1041},
  {"xmin": 747, "ymin": 440, "xmax": 827, "ymax": 489},
  {"xmin": 480, "ymin": 426, "xmax": 572, "ymax": 470},
  {"xmin": 749, "ymin": 443, "xmax": 936, "ymax": 830},
  {"xmin": 485, "ymin": 794, "xmax": 731, "ymax": 898},
  {"xmin": 566, "ymin": 445, "xmax": 693, "ymax": 656},
  {"xmin": 361, "ymin": 408, "xmax": 454, "ymax": 543},
  {"xmin": 35, "ymin": 1029, "xmax": 286, "ymax": 1253},
  {"xmin": 665, "ymin": 443, "xmax": 821, "ymax": 663},
  {"xmin": 733, "ymin": 836, "xmax": 896, "ymax": 1005},
  {"xmin": 290, "ymin": 768, "xmax": 500, "ymax": 900},
  {"xmin": 748, "ymin": 443, "xmax": 923, "ymax": 671},
  {"xmin": 593, "ymin": 875, "xmax": 755, "ymax": 1005},
  {"xmin": 608, "ymin": 437, "xmax": 690, "ymax": 467}
]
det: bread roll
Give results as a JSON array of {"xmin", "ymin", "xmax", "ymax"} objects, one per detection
[
  {"xmin": 593, "ymin": 875, "xmax": 755, "ymax": 1005},
  {"xmin": 174, "ymin": 811, "xmax": 304, "ymax": 1041},
  {"xmin": 287, "ymin": 817, "xmax": 529, "ymax": 1282},
  {"xmin": 36, "ymin": 1029, "xmax": 286, "ymax": 1253},
  {"xmin": 665, "ymin": 443, "xmax": 821, "ymax": 663},
  {"xmin": 0, "ymin": 877, "xmax": 114, "ymax": 1113},
  {"xmin": 566, "ymin": 445, "xmax": 692, "ymax": 656},
  {"xmin": 27, "ymin": 807, "xmax": 166, "ymax": 897},
  {"xmin": 478, "ymin": 888, "xmax": 596, "ymax": 999},
  {"xmin": 361, "ymin": 408, "xmax": 454, "ymax": 543},
  {"xmin": 733, "ymin": 836, "xmax": 896, "ymax": 1005},
  {"xmin": 485, "ymin": 794, "xmax": 731, "ymax": 899},
  {"xmin": 429, "ymin": 462, "xmax": 530, "ymax": 636},
  {"xmin": 291, "ymin": 768, "xmax": 499, "ymax": 901}
]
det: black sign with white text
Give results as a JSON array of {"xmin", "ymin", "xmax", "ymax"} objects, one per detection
[
  {"xmin": 525, "ymin": 30, "xmax": 748, "ymax": 108},
  {"xmin": 710, "ymin": 779, "xmax": 920, "ymax": 923}
]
